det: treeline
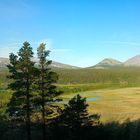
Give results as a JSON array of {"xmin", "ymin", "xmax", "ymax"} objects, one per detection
[{"xmin": 55, "ymin": 67, "xmax": 140, "ymax": 86}]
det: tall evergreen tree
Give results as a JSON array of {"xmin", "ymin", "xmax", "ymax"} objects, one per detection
[
  {"xmin": 7, "ymin": 42, "xmax": 35, "ymax": 140},
  {"xmin": 34, "ymin": 43, "xmax": 62, "ymax": 140}
]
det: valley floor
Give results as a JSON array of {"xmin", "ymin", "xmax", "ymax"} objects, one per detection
[{"xmin": 59, "ymin": 87, "xmax": 140, "ymax": 122}]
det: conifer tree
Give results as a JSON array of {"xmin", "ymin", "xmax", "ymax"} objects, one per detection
[
  {"xmin": 34, "ymin": 43, "xmax": 62, "ymax": 140},
  {"xmin": 7, "ymin": 41, "xmax": 35, "ymax": 140},
  {"xmin": 57, "ymin": 94, "xmax": 100, "ymax": 139}
]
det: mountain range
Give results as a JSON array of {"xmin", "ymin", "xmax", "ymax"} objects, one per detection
[
  {"xmin": 90, "ymin": 55, "xmax": 140, "ymax": 68},
  {"xmin": 0, "ymin": 57, "xmax": 79, "ymax": 69},
  {"xmin": 1, "ymin": 55, "xmax": 140, "ymax": 69}
]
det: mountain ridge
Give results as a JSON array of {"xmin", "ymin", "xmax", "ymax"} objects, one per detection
[
  {"xmin": 89, "ymin": 55, "xmax": 140, "ymax": 68},
  {"xmin": 1, "ymin": 54, "xmax": 140, "ymax": 69},
  {"xmin": 124, "ymin": 55, "xmax": 140, "ymax": 66},
  {"xmin": 0, "ymin": 57, "xmax": 79, "ymax": 69}
]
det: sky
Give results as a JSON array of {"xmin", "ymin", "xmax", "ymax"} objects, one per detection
[{"xmin": 1, "ymin": 0, "xmax": 140, "ymax": 67}]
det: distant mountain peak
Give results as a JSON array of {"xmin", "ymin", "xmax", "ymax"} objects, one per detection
[
  {"xmin": 97, "ymin": 58, "xmax": 122, "ymax": 66},
  {"xmin": 88, "ymin": 58, "xmax": 122, "ymax": 69},
  {"xmin": 124, "ymin": 55, "xmax": 140, "ymax": 66}
]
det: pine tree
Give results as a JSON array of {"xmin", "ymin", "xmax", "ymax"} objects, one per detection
[
  {"xmin": 7, "ymin": 41, "xmax": 35, "ymax": 140},
  {"xmin": 57, "ymin": 94, "xmax": 100, "ymax": 139},
  {"xmin": 34, "ymin": 43, "xmax": 62, "ymax": 140}
]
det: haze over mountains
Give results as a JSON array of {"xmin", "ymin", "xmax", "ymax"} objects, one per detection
[{"xmin": 1, "ymin": 55, "xmax": 140, "ymax": 69}]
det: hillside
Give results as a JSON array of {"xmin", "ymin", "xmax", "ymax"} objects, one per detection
[
  {"xmin": 2, "ymin": 67, "xmax": 140, "ymax": 93},
  {"xmin": 55, "ymin": 67, "xmax": 140, "ymax": 85}
]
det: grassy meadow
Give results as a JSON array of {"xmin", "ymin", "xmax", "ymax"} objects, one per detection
[
  {"xmin": 59, "ymin": 87, "xmax": 140, "ymax": 122},
  {"xmin": 1, "ymin": 67, "xmax": 140, "ymax": 122}
]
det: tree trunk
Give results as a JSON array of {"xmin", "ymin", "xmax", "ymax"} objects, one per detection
[
  {"xmin": 26, "ymin": 79, "xmax": 31, "ymax": 140},
  {"xmin": 42, "ymin": 65, "xmax": 46, "ymax": 140},
  {"xmin": 42, "ymin": 97, "xmax": 46, "ymax": 140}
]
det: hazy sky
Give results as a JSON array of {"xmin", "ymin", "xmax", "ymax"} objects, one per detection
[{"xmin": 1, "ymin": 0, "xmax": 140, "ymax": 67}]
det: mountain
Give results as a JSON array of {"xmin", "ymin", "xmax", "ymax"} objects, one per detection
[
  {"xmin": 89, "ymin": 58, "xmax": 122, "ymax": 69},
  {"xmin": 2, "ymin": 55, "xmax": 140, "ymax": 69},
  {"xmin": 124, "ymin": 55, "xmax": 140, "ymax": 66},
  {"xmin": 89, "ymin": 55, "xmax": 140, "ymax": 69},
  {"xmin": 0, "ymin": 57, "xmax": 79, "ymax": 69}
]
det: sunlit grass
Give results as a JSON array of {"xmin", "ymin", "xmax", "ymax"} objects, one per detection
[{"xmin": 59, "ymin": 87, "xmax": 140, "ymax": 123}]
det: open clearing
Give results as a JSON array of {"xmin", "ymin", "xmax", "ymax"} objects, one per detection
[{"xmin": 59, "ymin": 87, "xmax": 140, "ymax": 122}]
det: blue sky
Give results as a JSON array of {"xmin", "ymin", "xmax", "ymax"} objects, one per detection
[{"xmin": 1, "ymin": 0, "xmax": 140, "ymax": 67}]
